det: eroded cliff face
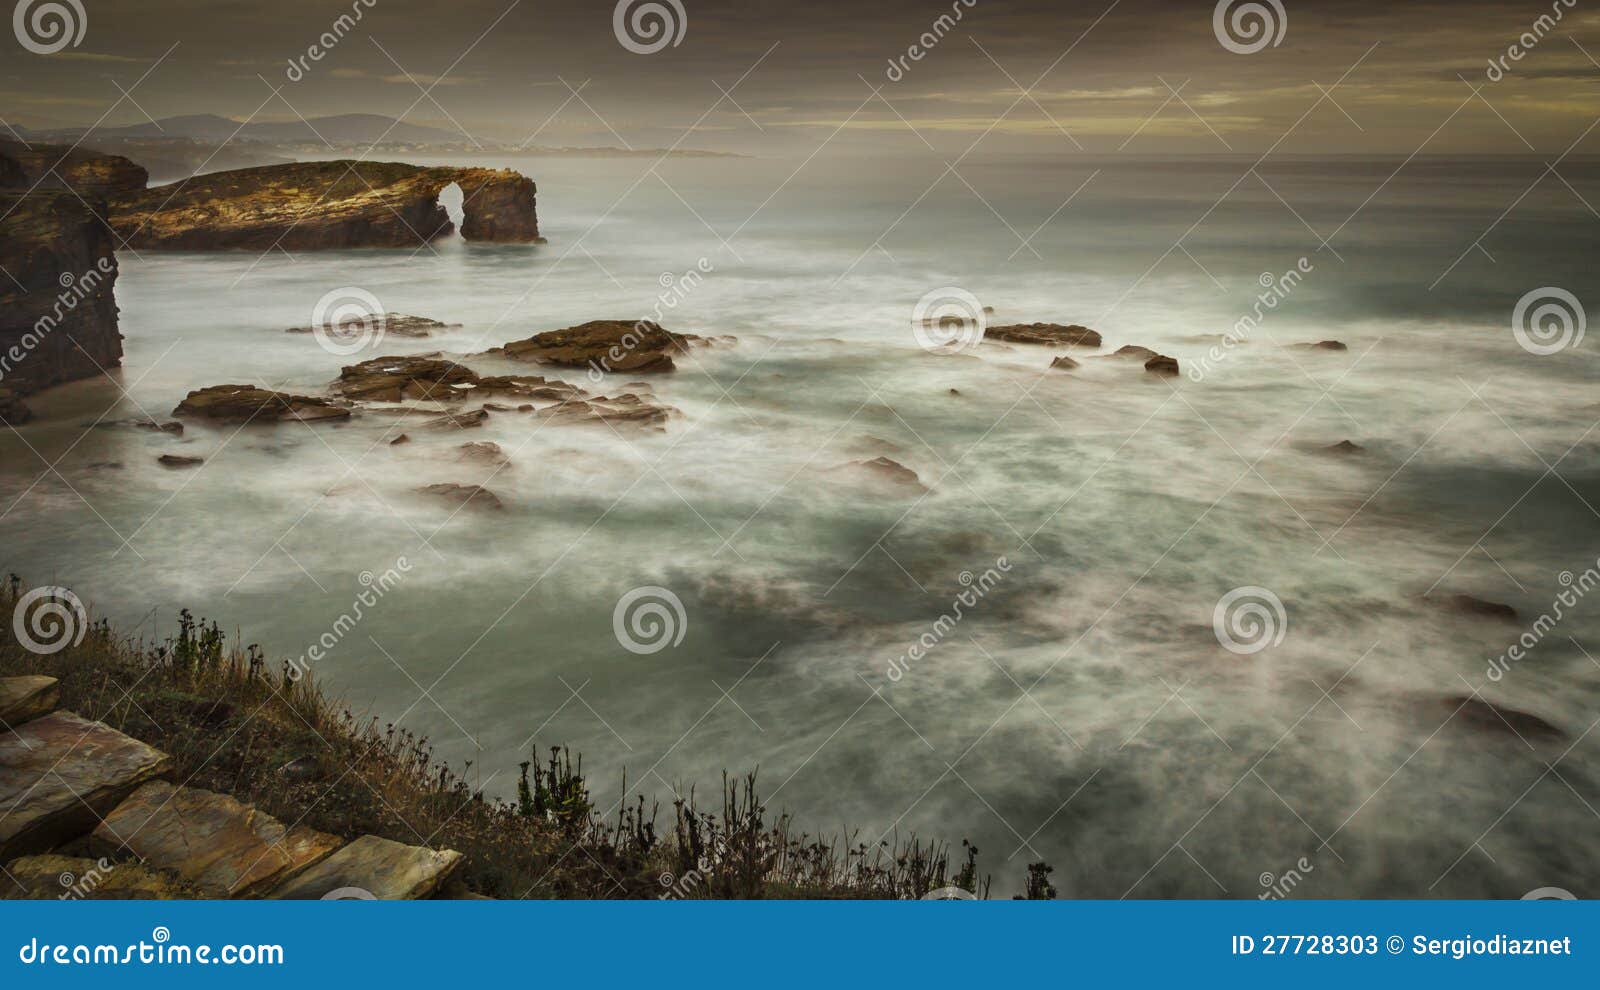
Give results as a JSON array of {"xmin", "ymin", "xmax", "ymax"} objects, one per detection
[
  {"xmin": 0, "ymin": 141, "xmax": 131, "ymax": 417},
  {"xmin": 109, "ymin": 160, "xmax": 542, "ymax": 251}
]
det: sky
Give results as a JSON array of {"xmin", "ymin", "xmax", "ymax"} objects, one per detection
[{"xmin": 3, "ymin": 0, "xmax": 1598, "ymax": 155}]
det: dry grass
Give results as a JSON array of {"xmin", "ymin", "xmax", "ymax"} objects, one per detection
[{"xmin": 2, "ymin": 577, "xmax": 1054, "ymax": 898}]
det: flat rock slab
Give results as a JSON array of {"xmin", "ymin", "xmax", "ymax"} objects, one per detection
[
  {"xmin": 93, "ymin": 781, "xmax": 342, "ymax": 898},
  {"xmin": 0, "ymin": 676, "xmax": 59, "ymax": 728},
  {"xmin": 269, "ymin": 834, "xmax": 462, "ymax": 900},
  {"xmin": 2, "ymin": 854, "xmax": 187, "ymax": 900},
  {"xmin": 0, "ymin": 710, "xmax": 170, "ymax": 860}
]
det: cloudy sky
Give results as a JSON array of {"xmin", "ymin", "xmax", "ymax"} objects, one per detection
[{"xmin": 3, "ymin": 0, "xmax": 1598, "ymax": 154}]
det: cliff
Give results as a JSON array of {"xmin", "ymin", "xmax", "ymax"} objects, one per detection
[
  {"xmin": 109, "ymin": 160, "xmax": 542, "ymax": 251},
  {"xmin": 0, "ymin": 141, "xmax": 130, "ymax": 417}
]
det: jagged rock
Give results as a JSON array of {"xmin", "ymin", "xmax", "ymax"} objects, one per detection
[
  {"xmin": 495, "ymin": 320, "xmax": 695, "ymax": 374},
  {"xmin": 109, "ymin": 160, "xmax": 541, "ymax": 250},
  {"xmin": 1290, "ymin": 340, "xmax": 1348, "ymax": 352},
  {"xmin": 92, "ymin": 781, "xmax": 343, "ymax": 898},
  {"xmin": 416, "ymin": 483, "xmax": 503, "ymax": 510},
  {"xmin": 1049, "ymin": 356, "xmax": 1080, "ymax": 372},
  {"xmin": 421, "ymin": 409, "xmax": 489, "ymax": 431},
  {"xmin": 268, "ymin": 834, "xmax": 463, "ymax": 900},
  {"xmin": 984, "ymin": 323, "xmax": 1102, "ymax": 348},
  {"xmin": 157, "ymin": 454, "xmax": 204, "ymax": 469},
  {"xmin": 2, "ymin": 855, "xmax": 187, "ymax": 900},
  {"xmin": 1144, "ymin": 354, "xmax": 1180, "ymax": 378},
  {"xmin": 287, "ymin": 313, "xmax": 459, "ymax": 341},
  {"xmin": 533, "ymin": 393, "xmax": 674, "ymax": 430},
  {"xmin": 0, "ymin": 676, "xmax": 58, "ymax": 727},
  {"xmin": 1426, "ymin": 594, "xmax": 1519, "ymax": 623},
  {"xmin": 390, "ymin": 434, "xmax": 411, "ymax": 446},
  {"xmin": 1, "ymin": 145, "xmax": 124, "ymax": 401},
  {"xmin": 0, "ymin": 711, "xmax": 170, "ymax": 860},
  {"xmin": 333, "ymin": 356, "xmax": 478, "ymax": 402},
  {"xmin": 174, "ymin": 385, "xmax": 352, "ymax": 423}
]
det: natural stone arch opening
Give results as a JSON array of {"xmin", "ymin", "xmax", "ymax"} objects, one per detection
[{"xmin": 436, "ymin": 181, "xmax": 465, "ymax": 237}]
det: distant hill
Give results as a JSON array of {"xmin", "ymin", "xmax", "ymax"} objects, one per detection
[{"xmin": 29, "ymin": 113, "xmax": 463, "ymax": 147}]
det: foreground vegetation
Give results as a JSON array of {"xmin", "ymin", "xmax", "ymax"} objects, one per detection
[{"xmin": 1, "ymin": 577, "xmax": 1056, "ymax": 898}]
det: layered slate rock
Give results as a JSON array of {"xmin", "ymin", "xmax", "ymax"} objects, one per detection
[
  {"xmin": 2, "ymin": 854, "xmax": 187, "ymax": 900},
  {"xmin": 268, "ymin": 834, "xmax": 462, "ymax": 900},
  {"xmin": 333, "ymin": 356, "xmax": 479, "ymax": 403},
  {"xmin": 984, "ymin": 323, "xmax": 1103, "ymax": 348},
  {"xmin": 91, "ymin": 781, "xmax": 342, "ymax": 898},
  {"xmin": 494, "ymin": 320, "xmax": 694, "ymax": 374},
  {"xmin": 0, "ymin": 711, "xmax": 170, "ymax": 859},
  {"xmin": 173, "ymin": 384, "xmax": 352, "ymax": 423},
  {"xmin": 0, "ymin": 676, "xmax": 60, "ymax": 728},
  {"xmin": 109, "ymin": 160, "xmax": 542, "ymax": 250}
]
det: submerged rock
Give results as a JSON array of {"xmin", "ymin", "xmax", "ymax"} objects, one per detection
[
  {"xmin": 1049, "ymin": 356, "xmax": 1080, "ymax": 372},
  {"xmin": 835, "ymin": 457, "xmax": 930, "ymax": 495},
  {"xmin": 495, "ymin": 320, "xmax": 697, "ymax": 374},
  {"xmin": 1290, "ymin": 340, "xmax": 1348, "ymax": 352},
  {"xmin": 100, "ymin": 417, "xmax": 184, "ymax": 435},
  {"xmin": 174, "ymin": 385, "xmax": 352, "ymax": 423},
  {"xmin": 534, "ymin": 393, "xmax": 675, "ymax": 430},
  {"xmin": 421, "ymin": 409, "xmax": 489, "ymax": 431},
  {"xmin": 984, "ymin": 323, "xmax": 1103, "ymax": 348},
  {"xmin": 1426, "ymin": 594, "xmax": 1519, "ymax": 624},
  {"xmin": 454, "ymin": 441, "xmax": 509, "ymax": 467},
  {"xmin": 1321, "ymin": 440, "xmax": 1366, "ymax": 456},
  {"xmin": 287, "ymin": 313, "xmax": 460, "ymax": 341},
  {"xmin": 1109, "ymin": 345, "xmax": 1160, "ymax": 361},
  {"xmin": 416, "ymin": 483, "xmax": 504, "ymax": 510},
  {"xmin": 157, "ymin": 454, "xmax": 204, "ymax": 469},
  {"xmin": 1434, "ymin": 696, "xmax": 1564, "ymax": 741}
]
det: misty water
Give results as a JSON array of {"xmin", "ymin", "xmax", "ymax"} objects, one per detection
[{"xmin": 4, "ymin": 153, "xmax": 1599, "ymax": 897}]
